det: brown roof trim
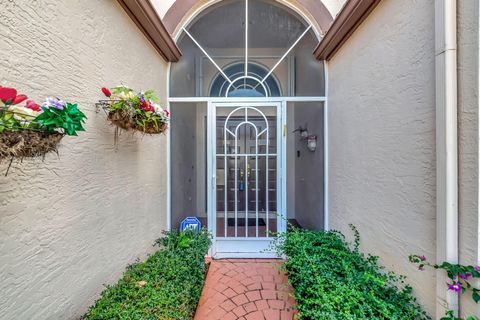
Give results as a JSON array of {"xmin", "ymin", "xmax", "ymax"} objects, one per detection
[
  {"xmin": 314, "ymin": 0, "xmax": 381, "ymax": 60},
  {"xmin": 163, "ymin": 0, "xmax": 333, "ymax": 36},
  {"xmin": 117, "ymin": 0, "xmax": 182, "ymax": 62}
]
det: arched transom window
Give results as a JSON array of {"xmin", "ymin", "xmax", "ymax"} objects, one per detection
[{"xmin": 170, "ymin": 0, "xmax": 325, "ymax": 98}]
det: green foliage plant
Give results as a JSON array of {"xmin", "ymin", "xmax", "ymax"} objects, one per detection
[
  {"xmin": 410, "ymin": 255, "xmax": 480, "ymax": 320},
  {"xmin": 274, "ymin": 224, "xmax": 430, "ymax": 319},
  {"xmin": 84, "ymin": 229, "xmax": 211, "ymax": 320},
  {"xmin": 34, "ymin": 102, "xmax": 86, "ymax": 136}
]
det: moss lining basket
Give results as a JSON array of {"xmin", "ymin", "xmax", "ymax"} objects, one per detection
[
  {"xmin": 0, "ymin": 130, "xmax": 64, "ymax": 159},
  {"xmin": 107, "ymin": 109, "xmax": 168, "ymax": 134}
]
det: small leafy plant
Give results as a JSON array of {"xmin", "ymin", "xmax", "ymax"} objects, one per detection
[
  {"xmin": 274, "ymin": 225, "xmax": 430, "ymax": 319},
  {"xmin": 84, "ymin": 229, "xmax": 211, "ymax": 320},
  {"xmin": 410, "ymin": 255, "xmax": 480, "ymax": 320}
]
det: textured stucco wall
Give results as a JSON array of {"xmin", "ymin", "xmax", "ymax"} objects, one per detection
[
  {"xmin": 458, "ymin": 0, "xmax": 479, "ymax": 317},
  {"xmin": 327, "ymin": 0, "xmax": 437, "ymax": 315},
  {"xmin": 0, "ymin": 1, "xmax": 168, "ymax": 319}
]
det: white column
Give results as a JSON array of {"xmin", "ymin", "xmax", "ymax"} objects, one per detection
[
  {"xmin": 478, "ymin": 2, "xmax": 480, "ymax": 316},
  {"xmin": 324, "ymin": 62, "xmax": 329, "ymax": 231},
  {"xmin": 435, "ymin": 0, "xmax": 458, "ymax": 317}
]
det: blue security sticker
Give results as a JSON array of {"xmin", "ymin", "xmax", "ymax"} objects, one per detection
[{"xmin": 180, "ymin": 217, "xmax": 201, "ymax": 232}]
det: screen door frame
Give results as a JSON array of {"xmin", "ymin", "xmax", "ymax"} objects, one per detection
[{"xmin": 207, "ymin": 100, "xmax": 287, "ymax": 258}]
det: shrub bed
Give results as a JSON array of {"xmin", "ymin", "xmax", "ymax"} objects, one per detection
[
  {"xmin": 84, "ymin": 230, "xmax": 211, "ymax": 320},
  {"xmin": 275, "ymin": 226, "xmax": 430, "ymax": 320}
]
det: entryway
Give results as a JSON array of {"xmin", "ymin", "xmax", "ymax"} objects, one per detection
[
  {"xmin": 168, "ymin": 0, "xmax": 327, "ymax": 258},
  {"xmin": 170, "ymin": 98, "xmax": 325, "ymax": 257}
]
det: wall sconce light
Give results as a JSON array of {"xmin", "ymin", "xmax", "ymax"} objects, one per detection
[
  {"xmin": 293, "ymin": 126, "xmax": 317, "ymax": 152},
  {"xmin": 307, "ymin": 135, "xmax": 317, "ymax": 152}
]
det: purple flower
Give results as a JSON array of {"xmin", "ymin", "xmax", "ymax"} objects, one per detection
[
  {"xmin": 420, "ymin": 255, "xmax": 427, "ymax": 261},
  {"xmin": 139, "ymin": 94, "xmax": 145, "ymax": 103},
  {"xmin": 458, "ymin": 273, "xmax": 472, "ymax": 280},
  {"xmin": 43, "ymin": 97, "xmax": 65, "ymax": 110},
  {"xmin": 475, "ymin": 265, "xmax": 480, "ymax": 272},
  {"xmin": 447, "ymin": 283, "xmax": 462, "ymax": 293}
]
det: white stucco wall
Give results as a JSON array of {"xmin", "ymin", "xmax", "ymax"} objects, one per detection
[
  {"xmin": 0, "ymin": 1, "xmax": 168, "ymax": 319},
  {"xmin": 327, "ymin": 0, "xmax": 437, "ymax": 315}
]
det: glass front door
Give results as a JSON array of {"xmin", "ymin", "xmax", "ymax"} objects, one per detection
[{"xmin": 208, "ymin": 102, "xmax": 285, "ymax": 257}]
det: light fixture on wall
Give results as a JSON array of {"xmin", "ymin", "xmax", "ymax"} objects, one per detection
[
  {"xmin": 293, "ymin": 126, "xmax": 317, "ymax": 152},
  {"xmin": 306, "ymin": 135, "xmax": 317, "ymax": 152}
]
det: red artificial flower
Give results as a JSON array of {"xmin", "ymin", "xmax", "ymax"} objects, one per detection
[
  {"xmin": 164, "ymin": 109, "xmax": 170, "ymax": 117},
  {"xmin": 141, "ymin": 100, "xmax": 155, "ymax": 112},
  {"xmin": 0, "ymin": 87, "xmax": 28, "ymax": 105},
  {"xmin": 25, "ymin": 100, "xmax": 41, "ymax": 112},
  {"xmin": 13, "ymin": 95, "xmax": 28, "ymax": 105},
  {"xmin": 101, "ymin": 87, "xmax": 112, "ymax": 97}
]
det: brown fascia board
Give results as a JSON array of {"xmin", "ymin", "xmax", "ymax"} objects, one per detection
[
  {"xmin": 314, "ymin": 0, "xmax": 381, "ymax": 60},
  {"xmin": 117, "ymin": 0, "xmax": 182, "ymax": 62}
]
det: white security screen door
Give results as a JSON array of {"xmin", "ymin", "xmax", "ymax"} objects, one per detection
[{"xmin": 208, "ymin": 102, "xmax": 286, "ymax": 257}]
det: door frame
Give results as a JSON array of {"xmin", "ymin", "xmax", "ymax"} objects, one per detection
[{"xmin": 207, "ymin": 100, "xmax": 287, "ymax": 258}]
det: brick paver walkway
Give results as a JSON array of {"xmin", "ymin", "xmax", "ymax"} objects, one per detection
[{"xmin": 194, "ymin": 259, "xmax": 296, "ymax": 320}]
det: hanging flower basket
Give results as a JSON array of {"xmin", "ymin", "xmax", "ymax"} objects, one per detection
[
  {"xmin": 0, "ymin": 130, "xmax": 64, "ymax": 159},
  {"xmin": 97, "ymin": 86, "xmax": 169, "ymax": 135},
  {"xmin": 106, "ymin": 109, "xmax": 168, "ymax": 134},
  {"xmin": 0, "ymin": 86, "xmax": 87, "ymax": 165}
]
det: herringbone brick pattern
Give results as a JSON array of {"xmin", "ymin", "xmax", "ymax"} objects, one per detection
[{"xmin": 194, "ymin": 259, "xmax": 296, "ymax": 320}]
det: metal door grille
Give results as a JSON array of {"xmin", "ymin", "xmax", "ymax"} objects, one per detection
[{"xmin": 216, "ymin": 106, "xmax": 277, "ymax": 238}]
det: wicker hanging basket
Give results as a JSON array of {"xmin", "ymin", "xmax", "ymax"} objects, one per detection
[
  {"xmin": 0, "ymin": 130, "xmax": 64, "ymax": 159},
  {"xmin": 107, "ymin": 109, "xmax": 168, "ymax": 134}
]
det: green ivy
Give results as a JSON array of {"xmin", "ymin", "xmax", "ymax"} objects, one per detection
[
  {"xmin": 33, "ymin": 103, "xmax": 86, "ymax": 136},
  {"xmin": 274, "ymin": 225, "xmax": 430, "ymax": 319},
  {"xmin": 441, "ymin": 310, "xmax": 479, "ymax": 320},
  {"xmin": 84, "ymin": 229, "xmax": 211, "ymax": 320},
  {"xmin": 409, "ymin": 255, "xmax": 480, "ymax": 320}
]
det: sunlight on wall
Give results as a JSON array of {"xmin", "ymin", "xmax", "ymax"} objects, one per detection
[
  {"xmin": 321, "ymin": 0, "xmax": 346, "ymax": 17},
  {"xmin": 155, "ymin": 0, "xmax": 347, "ymax": 20},
  {"xmin": 152, "ymin": 0, "xmax": 176, "ymax": 17}
]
